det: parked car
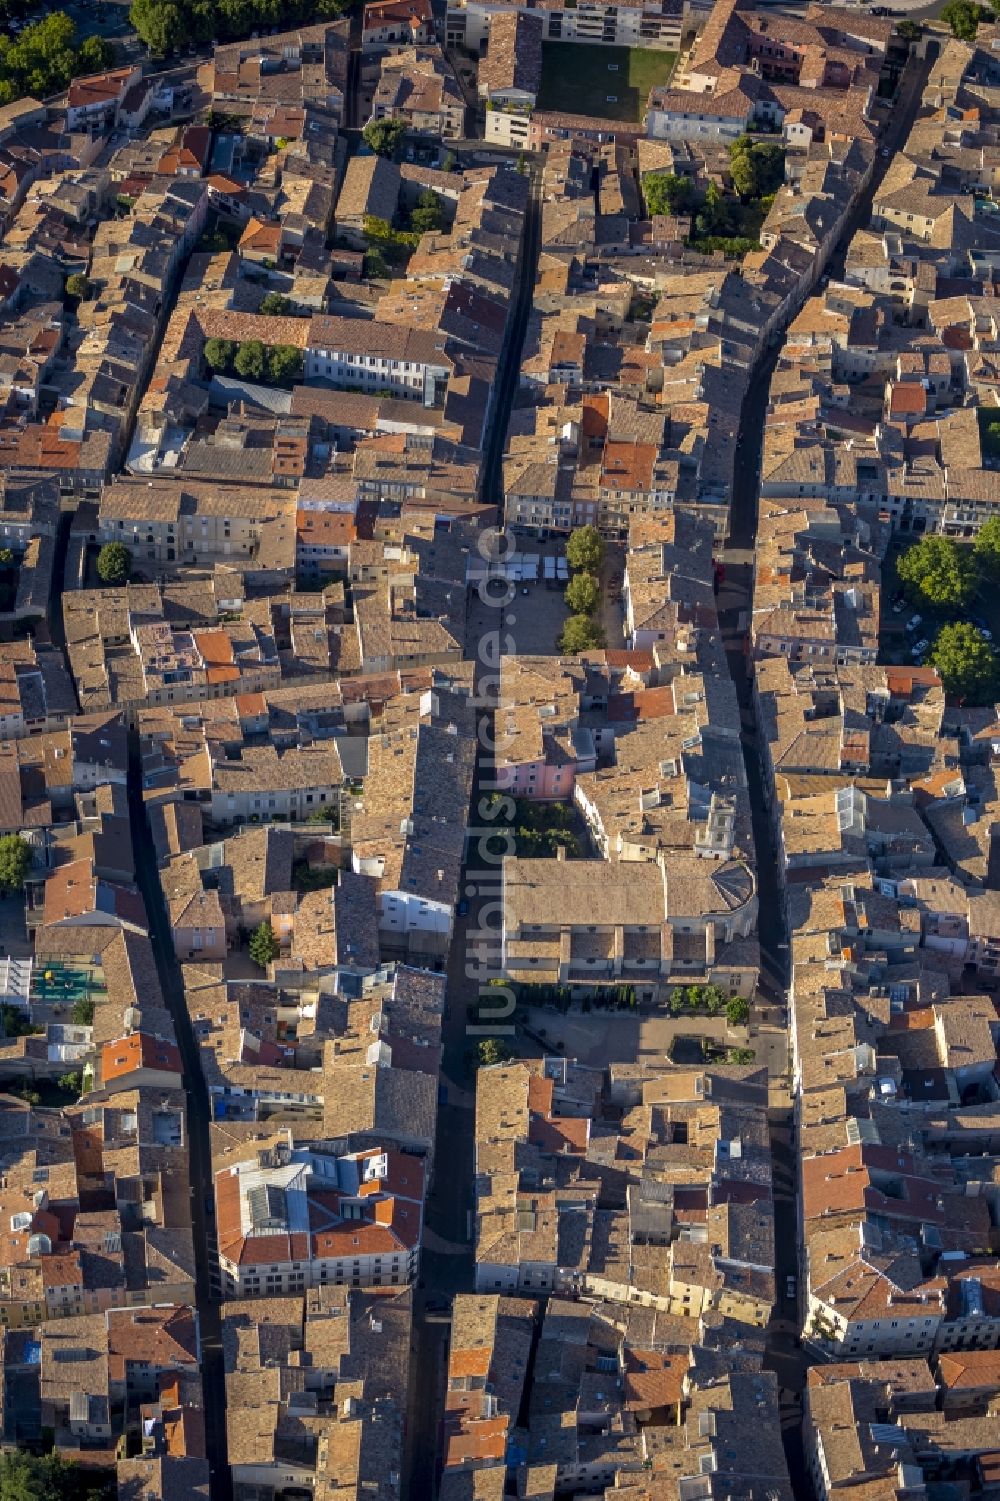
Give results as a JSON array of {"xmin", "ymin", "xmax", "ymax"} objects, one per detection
[
  {"xmin": 906, "ymin": 615, "xmax": 922, "ymax": 632},
  {"xmin": 786, "ymin": 1275, "xmax": 797, "ymax": 1299},
  {"xmin": 911, "ymin": 638, "xmax": 929, "ymax": 657}
]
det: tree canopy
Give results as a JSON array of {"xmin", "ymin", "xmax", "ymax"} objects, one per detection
[
  {"xmin": 728, "ymin": 136, "xmax": 786, "ymax": 199},
  {"xmin": 930, "ymin": 622, "xmax": 997, "ymax": 702},
  {"xmin": 643, "ymin": 172, "xmax": 695, "ymax": 218},
  {"xmin": 76, "ymin": 33, "xmax": 117, "ymax": 72},
  {"xmin": 559, "ymin": 614, "xmax": 605, "ymax": 654},
  {"xmin": 0, "ymin": 1452, "xmax": 110, "ymax": 1501},
  {"xmin": 896, "ymin": 535, "xmax": 975, "ymax": 610},
  {"xmin": 267, "ymin": 343, "xmax": 303, "ymax": 385},
  {"xmin": 130, "ymin": 0, "xmax": 347, "ymax": 54},
  {"xmin": 410, "ymin": 188, "xmax": 444, "ymax": 234},
  {"xmin": 363, "ymin": 117, "xmax": 406, "ymax": 159},
  {"xmin": 233, "ymin": 338, "xmax": 266, "ymax": 381},
  {"xmin": 65, "ymin": 273, "xmax": 90, "ymax": 301},
  {"xmin": 0, "ymin": 835, "xmax": 30, "ymax": 895},
  {"xmin": 96, "ymin": 542, "xmax": 131, "ymax": 586},
  {"xmin": 0, "ymin": 11, "xmax": 77, "ymax": 104},
  {"xmin": 249, "ymin": 920, "xmax": 279, "ymax": 969},
  {"xmin": 129, "ymin": 0, "xmax": 185, "ymax": 52},
  {"xmin": 564, "ymin": 571, "xmax": 600, "ymax": 616},
  {"xmin": 260, "ymin": 291, "xmax": 294, "ymax": 316},
  {"xmin": 565, "ymin": 525, "xmax": 605, "ymax": 574},
  {"xmin": 206, "ymin": 336, "xmax": 302, "ymax": 385},
  {"xmin": 940, "ymin": 0, "xmax": 991, "ymax": 38},
  {"xmin": 203, "ymin": 337, "xmax": 236, "ymax": 371},
  {"xmin": 974, "ymin": 516, "xmax": 1000, "ymax": 580},
  {"xmin": 477, "ymin": 1038, "xmax": 512, "ymax": 1066}
]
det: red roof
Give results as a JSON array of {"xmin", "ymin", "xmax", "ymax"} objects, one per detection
[
  {"xmin": 67, "ymin": 67, "xmax": 133, "ymax": 109},
  {"xmin": 101, "ymin": 1032, "xmax": 182, "ymax": 1084}
]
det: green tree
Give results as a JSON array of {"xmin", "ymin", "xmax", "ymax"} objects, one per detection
[
  {"xmin": 363, "ymin": 214, "xmax": 393, "ymax": 244},
  {"xmin": 259, "ymin": 291, "xmax": 293, "ymax": 315},
  {"xmin": 410, "ymin": 188, "xmax": 444, "ymax": 234},
  {"xmin": 217, "ymin": 0, "xmax": 256, "ymax": 35},
  {"xmin": 65, "ymin": 272, "xmax": 90, "ymax": 301},
  {"xmin": 58, "ymin": 1071, "xmax": 82, "ymax": 1095},
  {"xmin": 897, "ymin": 535, "xmax": 975, "ymax": 611},
  {"xmin": 234, "ymin": 338, "xmax": 266, "ymax": 381},
  {"xmin": 76, "ymin": 33, "xmax": 116, "ymax": 73},
  {"xmin": 644, "ymin": 171, "xmax": 695, "ymax": 218},
  {"xmin": 1, "ymin": 1004, "xmax": 34, "ymax": 1039},
  {"xmin": 565, "ymin": 525, "xmax": 604, "ymax": 574},
  {"xmin": 930, "ymin": 622, "xmax": 997, "ymax": 701},
  {"xmin": 941, "ymin": 0, "xmax": 983, "ymax": 37},
  {"xmin": 71, "ymin": 998, "xmax": 95, "ymax": 1025},
  {"xmin": 0, "ymin": 549, "xmax": 14, "ymax": 566},
  {"xmin": 477, "ymin": 1037, "xmax": 511, "ymax": 1066},
  {"xmin": 727, "ymin": 138, "xmax": 785, "ymax": 199},
  {"xmin": 249, "ymin": 920, "xmax": 278, "ymax": 969},
  {"xmin": 363, "ymin": 117, "xmax": 406, "ymax": 158},
  {"xmin": 564, "ymin": 571, "xmax": 600, "ymax": 616},
  {"xmin": 129, "ymin": 0, "xmax": 185, "ymax": 54},
  {"xmin": 974, "ymin": 515, "xmax": 1000, "ymax": 580},
  {"xmin": 96, "ymin": 541, "xmax": 131, "ymax": 585},
  {"xmin": 0, "ymin": 834, "xmax": 30, "ymax": 894},
  {"xmin": 203, "ymin": 337, "xmax": 236, "ymax": 372},
  {"xmin": 725, "ymin": 996, "xmax": 750, "ymax": 1026},
  {"xmin": 189, "ymin": 0, "xmax": 218, "ymax": 42},
  {"xmin": 364, "ymin": 248, "xmax": 390, "ymax": 280},
  {"xmin": 267, "ymin": 343, "xmax": 303, "ymax": 385},
  {"xmin": 0, "ymin": 1453, "xmax": 91, "ymax": 1501},
  {"xmin": 896, "ymin": 17, "xmax": 920, "ymax": 41},
  {"xmin": 728, "ymin": 137, "xmax": 758, "ymax": 198},
  {"xmin": 703, "ymin": 984, "xmax": 727, "ymax": 1015},
  {"xmin": 558, "ymin": 614, "xmax": 605, "ymax": 653},
  {"xmin": 695, "ymin": 180, "xmax": 727, "ymax": 237},
  {"xmin": 4, "ymin": 12, "xmax": 78, "ymax": 96},
  {"xmin": 751, "ymin": 141, "xmax": 785, "ymax": 196}
]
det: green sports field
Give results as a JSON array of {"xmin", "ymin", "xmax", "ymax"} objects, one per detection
[{"xmin": 536, "ymin": 42, "xmax": 676, "ymax": 123}]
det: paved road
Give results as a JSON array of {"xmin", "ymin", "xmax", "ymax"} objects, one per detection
[
  {"xmin": 715, "ymin": 47, "xmax": 935, "ymax": 1493},
  {"xmin": 126, "ymin": 733, "xmax": 233, "ymax": 1501},
  {"xmin": 402, "ymin": 162, "xmax": 542, "ymax": 1501},
  {"xmin": 720, "ymin": 42, "xmax": 934, "ymax": 981},
  {"xmin": 482, "ymin": 164, "xmax": 539, "ymax": 511}
]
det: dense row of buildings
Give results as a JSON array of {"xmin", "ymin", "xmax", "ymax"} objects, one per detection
[
  {"xmin": 747, "ymin": 23, "xmax": 1000, "ymax": 1501},
  {"xmin": 3, "ymin": 0, "xmax": 1000, "ymax": 1497}
]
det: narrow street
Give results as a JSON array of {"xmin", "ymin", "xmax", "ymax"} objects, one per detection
[
  {"xmin": 482, "ymin": 163, "xmax": 540, "ymax": 510},
  {"xmin": 125, "ymin": 732, "xmax": 233, "ymax": 1501},
  {"xmin": 720, "ymin": 41, "xmax": 936, "ymax": 992},
  {"xmin": 715, "ymin": 44, "xmax": 935, "ymax": 1492},
  {"xmin": 402, "ymin": 156, "xmax": 542, "ymax": 1501}
]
